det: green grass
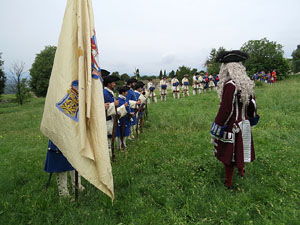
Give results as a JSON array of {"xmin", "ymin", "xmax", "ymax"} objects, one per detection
[{"xmin": 0, "ymin": 77, "xmax": 300, "ymax": 224}]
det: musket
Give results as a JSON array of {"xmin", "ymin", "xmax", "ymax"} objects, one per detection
[
  {"xmin": 145, "ymin": 100, "xmax": 148, "ymax": 119},
  {"xmin": 135, "ymin": 108, "xmax": 140, "ymax": 138},
  {"xmin": 140, "ymin": 103, "xmax": 145, "ymax": 131},
  {"xmin": 135, "ymin": 103, "xmax": 143, "ymax": 138},
  {"xmin": 111, "ymin": 104, "xmax": 118, "ymax": 161},
  {"xmin": 120, "ymin": 114, "xmax": 126, "ymax": 149}
]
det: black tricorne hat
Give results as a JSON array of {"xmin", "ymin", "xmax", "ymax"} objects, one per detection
[
  {"xmin": 117, "ymin": 85, "xmax": 130, "ymax": 94},
  {"xmin": 134, "ymin": 82, "xmax": 144, "ymax": 90},
  {"xmin": 216, "ymin": 50, "xmax": 248, "ymax": 63},
  {"xmin": 101, "ymin": 69, "xmax": 110, "ymax": 77},
  {"xmin": 126, "ymin": 78, "xmax": 138, "ymax": 85},
  {"xmin": 136, "ymin": 80, "xmax": 145, "ymax": 86},
  {"xmin": 103, "ymin": 75, "xmax": 120, "ymax": 86}
]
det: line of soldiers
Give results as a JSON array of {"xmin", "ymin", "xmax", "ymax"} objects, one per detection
[
  {"xmin": 103, "ymin": 70, "xmax": 148, "ymax": 159},
  {"xmin": 155, "ymin": 73, "xmax": 220, "ymax": 100}
]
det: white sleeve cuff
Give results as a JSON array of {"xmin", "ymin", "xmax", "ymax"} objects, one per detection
[
  {"xmin": 117, "ymin": 105, "xmax": 128, "ymax": 118},
  {"xmin": 106, "ymin": 102, "xmax": 116, "ymax": 116},
  {"xmin": 129, "ymin": 100, "xmax": 136, "ymax": 108}
]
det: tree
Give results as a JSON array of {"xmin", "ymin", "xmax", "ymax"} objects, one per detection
[
  {"xmin": 111, "ymin": 71, "xmax": 120, "ymax": 78},
  {"xmin": 149, "ymin": 75, "xmax": 157, "ymax": 80},
  {"xmin": 0, "ymin": 53, "xmax": 6, "ymax": 97},
  {"xmin": 10, "ymin": 61, "xmax": 31, "ymax": 105},
  {"xmin": 29, "ymin": 46, "xmax": 57, "ymax": 97},
  {"xmin": 291, "ymin": 44, "xmax": 300, "ymax": 73},
  {"xmin": 168, "ymin": 70, "xmax": 175, "ymax": 78},
  {"xmin": 159, "ymin": 70, "xmax": 163, "ymax": 79},
  {"xmin": 134, "ymin": 68, "xmax": 140, "ymax": 79},
  {"xmin": 205, "ymin": 47, "xmax": 226, "ymax": 75},
  {"xmin": 191, "ymin": 68, "xmax": 198, "ymax": 75},
  {"xmin": 175, "ymin": 66, "xmax": 194, "ymax": 83},
  {"xmin": 163, "ymin": 70, "xmax": 167, "ymax": 77},
  {"xmin": 120, "ymin": 73, "xmax": 130, "ymax": 82},
  {"xmin": 240, "ymin": 38, "xmax": 289, "ymax": 79}
]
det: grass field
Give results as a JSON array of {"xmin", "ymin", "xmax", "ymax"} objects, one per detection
[{"xmin": 0, "ymin": 77, "xmax": 300, "ymax": 225}]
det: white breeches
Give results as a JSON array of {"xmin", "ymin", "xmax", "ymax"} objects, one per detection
[
  {"xmin": 160, "ymin": 90, "xmax": 167, "ymax": 101},
  {"xmin": 182, "ymin": 86, "xmax": 189, "ymax": 97}
]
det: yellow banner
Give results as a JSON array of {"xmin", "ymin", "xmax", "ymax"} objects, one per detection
[{"xmin": 40, "ymin": 0, "xmax": 114, "ymax": 200}]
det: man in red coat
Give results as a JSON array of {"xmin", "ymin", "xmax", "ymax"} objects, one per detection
[{"xmin": 210, "ymin": 50, "xmax": 260, "ymax": 188}]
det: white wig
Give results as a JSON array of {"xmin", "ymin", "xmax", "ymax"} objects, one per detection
[{"xmin": 217, "ymin": 62, "xmax": 254, "ymax": 104}]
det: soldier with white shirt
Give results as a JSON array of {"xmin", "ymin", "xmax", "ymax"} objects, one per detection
[
  {"xmin": 126, "ymin": 78, "xmax": 141, "ymax": 139},
  {"xmin": 171, "ymin": 75, "xmax": 180, "ymax": 99},
  {"xmin": 209, "ymin": 74, "xmax": 216, "ymax": 91},
  {"xmin": 192, "ymin": 73, "xmax": 200, "ymax": 95},
  {"xmin": 159, "ymin": 76, "xmax": 168, "ymax": 101},
  {"xmin": 198, "ymin": 72, "xmax": 205, "ymax": 93},
  {"xmin": 181, "ymin": 74, "xmax": 190, "ymax": 97},
  {"xmin": 147, "ymin": 79, "xmax": 157, "ymax": 103},
  {"xmin": 103, "ymin": 71, "xmax": 128, "ymax": 157}
]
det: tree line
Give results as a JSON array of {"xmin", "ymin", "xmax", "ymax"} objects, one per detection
[{"xmin": 1, "ymin": 38, "xmax": 300, "ymax": 104}]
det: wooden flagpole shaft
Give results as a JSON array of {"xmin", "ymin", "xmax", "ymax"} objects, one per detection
[
  {"xmin": 45, "ymin": 173, "xmax": 53, "ymax": 191},
  {"xmin": 75, "ymin": 170, "xmax": 79, "ymax": 201},
  {"xmin": 121, "ymin": 115, "xmax": 126, "ymax": 149},
  {"xmin": 136, "ymin": 107, "xmax": 140, "ymax": 138},
  {"xmin": 140, "ymin": 105, "xmax": 144, "ymax": 132},
  {"xmin": 111, "ymin": 105, "xmax": 118, "ymax": 162}
]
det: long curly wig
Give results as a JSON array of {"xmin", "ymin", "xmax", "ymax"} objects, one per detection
[{"xmin": 217, "ymin": 62, "xmax": 254, "ymax": 104}]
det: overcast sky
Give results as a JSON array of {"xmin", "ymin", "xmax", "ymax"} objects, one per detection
[{"xmin": 0, "ymin": 0, "xmax": 300, "ymax": 76}]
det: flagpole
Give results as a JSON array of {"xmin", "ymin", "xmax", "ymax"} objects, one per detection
[
  {"xmin": 75, "ymin": 170, "xmax": 79, "ymax": 201},
  {"xmin": 45, "ymin": 173, "xmax": 53, "ymax": 191}
]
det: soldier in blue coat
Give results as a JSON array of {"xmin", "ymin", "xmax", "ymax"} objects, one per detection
[
  {"xmin": 203, "ymin": 73, "xmax": 209, "ymax": 92},
  {"xmin": 133, "ymin": 81, "xmax": 146, "ymax": 134},
  {"xmin": 116, "ymin": 86, "xmax": 134, "ymax": 149},
  {"xmin": 103, "ymin": 72, "xmax": 128, "ymax": 156},
  {"xmin": 126, "ymin": 78, "xmax": 141, "ymax": 139},
  {"xmin": 44, "ymin": 140, "xmax": 85, "ymax": 197}
]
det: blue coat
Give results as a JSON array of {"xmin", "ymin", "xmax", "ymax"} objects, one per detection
[
  {"xmin": 214, "ymin": 76, "xmax": 219, "ymax": 86},
  {"xmin": 44, "ymin": 140, "xmax": 74, "ymax": 173},
  {"xmin": 116, "ymin": 96, "xmax": 131, "ymax": 137},
  {"xmin": 133, "ymin": 91, "xmax": 140, "ymax": 104},
  {"xmin": 103, "ymin": 88, "xmax": 114, "ymax": 104},
  {"xmin": 203, "ymin": 76, "xmax": 209, "ymax": 89},
  {"xmin": 133, "ymin": 91, "xmax": 143, "ymax": 119},
  {"xmin": 126, "ymin": 88, "xmax": 138, "ymax": 125},
  {"xmin": 103, "ymin": 88, "xmax": 115, "ymax": 120}
]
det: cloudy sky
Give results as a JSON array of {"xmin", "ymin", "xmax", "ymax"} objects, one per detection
[{"xmin": 0, "ymin": 0, "xmax": 300, "ymax": 76}]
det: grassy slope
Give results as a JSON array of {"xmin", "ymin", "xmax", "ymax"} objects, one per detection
[{"xmin": 0, "ymin": 77, "xmax": 299, "ymax": 225}]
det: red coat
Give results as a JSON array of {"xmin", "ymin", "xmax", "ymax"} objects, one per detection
[{"xmin": 212, "ymin": 80, "xmax": 256, "ymax": 168}]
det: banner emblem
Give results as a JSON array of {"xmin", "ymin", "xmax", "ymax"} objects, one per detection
[
  {"xmin": 91, "ymin": 32, "xmax": 102, "ymax": 82},
  {"xmin": 56, "ymin": 80, "xmax": 79, "ymax": 122}
]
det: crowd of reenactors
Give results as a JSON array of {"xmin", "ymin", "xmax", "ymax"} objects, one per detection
[
  {"xmin": 102, "ymin": 70, "xmax": 149, "ymax": 158},
  {"xmin": 252, "ymin": 70, "xmax": 277, "ymax": 84},
  {"xmin": 159, "ymin": 72, "xmax": 220, "ymax": 100}
]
